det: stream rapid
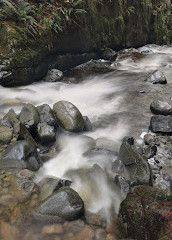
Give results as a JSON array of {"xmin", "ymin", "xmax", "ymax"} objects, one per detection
[{"xmin": 0, "ymin": 44, "xmax": 172, "ymax": 221}]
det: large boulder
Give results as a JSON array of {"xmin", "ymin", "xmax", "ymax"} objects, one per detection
[
  {"xmin": 150, "ymin": 115, "xmax": 172, "ymax": 133},
  {"xmin": 150, "ymin": 100, "xmax": 172, "ymax": 115},
  {"xmin": 44, "ymin": 69, "xmax": 63, "ymax": 82},
  {"xmin": 0, "ymin": 140, "xmax": 42, "ymax": 171},
  {"xmin": 19, "ymin": 103, "xmax": 40, "ymax": 130},
  {"xmin": 0, "ymin": 126, "xmax": 13, "ymax": 144},
  {"xmin": 119, "ymin": 185, "xmax": 172, "ymax": 240},
  {"xmin": 37, "ymin": 123, "xmax": 56, "ymax": 144},
  {"xmin": 53, "ymin": 101, "xmax": 84, "ymax": 132},
  {"xmin": 146, "ymin": 70, "xmax": 167, "ymax": 84},
  {"xmin": 34, "ymin": 187, "xmax": 84, "ymax": 222},
  {"xmin": 119, "ymin": 142, "xmax": 152, "ymax": 186},
  {"xmin": 36, "ymin": 104, "xmax": 56, "ymax": 126}
]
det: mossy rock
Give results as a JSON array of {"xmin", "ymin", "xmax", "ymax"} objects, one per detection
[{"xmin": 120, "ymin": 185, "xmax": 172, "ymax": 240}]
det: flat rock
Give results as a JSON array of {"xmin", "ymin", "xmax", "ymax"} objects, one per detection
[
  {"xmin": 150, "ymin": 115, "xmax": 172, "ymax": 133},
  {"xmin": 53, "ymin": 101, "xmax": 84, "ymax": 132}
]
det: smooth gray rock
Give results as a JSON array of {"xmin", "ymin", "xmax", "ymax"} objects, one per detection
[
  {"xmin": 37, "ymin": 104, "xmax": 56, "ymax": 126},
  {"xmin": 19, "ymin": 103, "xmax": 40, "ymax": 130},
  {"xmin": 150, "ymin": 115, "xmax": 172, "ymax": 133},
  {"xmin": 0, "ymin": 126, "xmax": 13, "ymax": 143},
  {"xmin": 146, "ymin": 70, "xmax": 167, "ymax": 84},
  {"xmin": 150, "ymin": 100, "xmax": 172, "ymax": 115},
  {"xmin": 119, "ymin": 142, "xmax": 152, "ymax": 186},
  {"xmin": 0, "ymin": 140, "xmax": 41, "ymax": 171},
  {"xmin": 53, "ymin": 101, "xmax": 84, "ymax": 132},
  {"xmin": 35, "ymin": 187, "xmax": 84, "ymax": 222},
  {"xmin": 44, "ymin": 69, "xmax": 63, "ymax": 82},
  {"xmin": 37, "ymin": 123, "xmax": 56, "ymax": 144}
]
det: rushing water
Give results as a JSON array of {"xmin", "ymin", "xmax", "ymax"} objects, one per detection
[{"xmin": 0, "ymin": 44, "xmax": 172, "ymax": 223}]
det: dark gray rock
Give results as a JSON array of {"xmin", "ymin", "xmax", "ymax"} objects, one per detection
[
  {"xmin": 38, "ymin": 177, "xmax": 72, "ymax": 201},
  {"xmin": 68, "ymin": 59, "xmax": 113, "ymax": 77},
  {"xmin": 112, "ymin": 159, "xmax": 126, "ymax": 174},
  {"xmin": 53, "ymin": 101, "xmax": 84, "ymax": 132},
  {"xmin": 0, "ymin": 140, "xmax": 41, "ymax": 171},
  {"xmin": 150, "ymin": 100, "xmax": 172, "ymax": 115},
  {"xmin": 101, "ymin": 48, "xmax": 117, "ymax": 61},
  {"xmin": 35, "ymin": 187, "xmax": 84, "ymax": 222},
  {"xmin": 150, "ymin": 115, "xmax": 172, "ymax": 133},
  {"xmin": 141, "ymin": 50, "xmax": 153, "ymax": 54},
  {"xmin": 37, "ymin": 123, "xmax": 56, "ymax": 144},
  {"xmin": 122, "ymin": 136, "xmax": 134, "ymax": 145},
  {"xmin": 44, "ymin": 69, "xmax": 63, "ymax": 82},
  {"xmin": 0, "ymin": 126, "xmax": 13, "ymax": 143},
  {"xmin": 37, "ymin": 104, "xmax": 56, "ymax": 126},
  {"xmin": 83, "ymin": 116, "xmax": 92, "ymax": 131},
  {"xmin": 119, "ymin": 142, "xmax": 152, "ymax": 186},
  {"xmin": 19, "ymin": 103, "xmax": 40, "ymax": 130},
  {"xmin": 146, "ymin": 70, "xmax": 167, "ymax": 84}
]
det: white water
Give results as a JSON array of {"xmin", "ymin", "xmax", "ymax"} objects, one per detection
[{"xmin": 0, "ymin": 44, "xmax": 172, "ymax": 220}]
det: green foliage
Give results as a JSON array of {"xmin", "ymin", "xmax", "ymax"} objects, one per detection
[{"xmin": 0, "ymin": 0, "xmax": 86, "ymax": 37}]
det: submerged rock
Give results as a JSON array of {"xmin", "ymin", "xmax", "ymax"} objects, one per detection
[
  {"xmin": 83, "ymin": 116, "xmax": 92, "ymax": 131},
  {"xmin": 146, "ymin": 70, "xmax": 167, "ymax": 84},
  {"xmin": 150, "ymin": 100, "xmax": 172, "ymax": 115},
  {"xmin": 19, "ymin": 103, "xmax": 40, "ymax": 130},
  {"xmin": 119, "ymin": 142, "xmax": 152, "ymax": 186},
  {"xmin": 150, "ymin": 115, "xmax": 172, "ymax": 133},
  {"xmin": 53, "ymin": 101, "xmax": 84, "ymax": 132},
  {"xmin": 44, "ymin": 69, "xmax": 63, "ymax": 82},
  {"xmin": 34, "ymin": 187, "xmax": 84, "ymax": 222},
  {"xmin": 0, "ymin": 140, "xmax": 41, "ymax": 171},
  {"xmin": 37, "ymin": 122, "xmax": 56, "ymax": 144}
]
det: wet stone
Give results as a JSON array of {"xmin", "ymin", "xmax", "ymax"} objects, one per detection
[
  {"xmin": 150, "ymin": 115, "xmax": 172, "ymax": 133},
  {"xmin": 53, "ymin": 101, "xmax": 84, "ymax": 132},
  {"xmin": 34, "ymin": 187, "xmax": 84, "ymax": 222},
  {"xmin": 146, "ymin": 70, "xmax": 167, "ymax": 84},
  {"xmin": 150, "ymin": 100, "xmax": 172, "ymax": 115}
]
